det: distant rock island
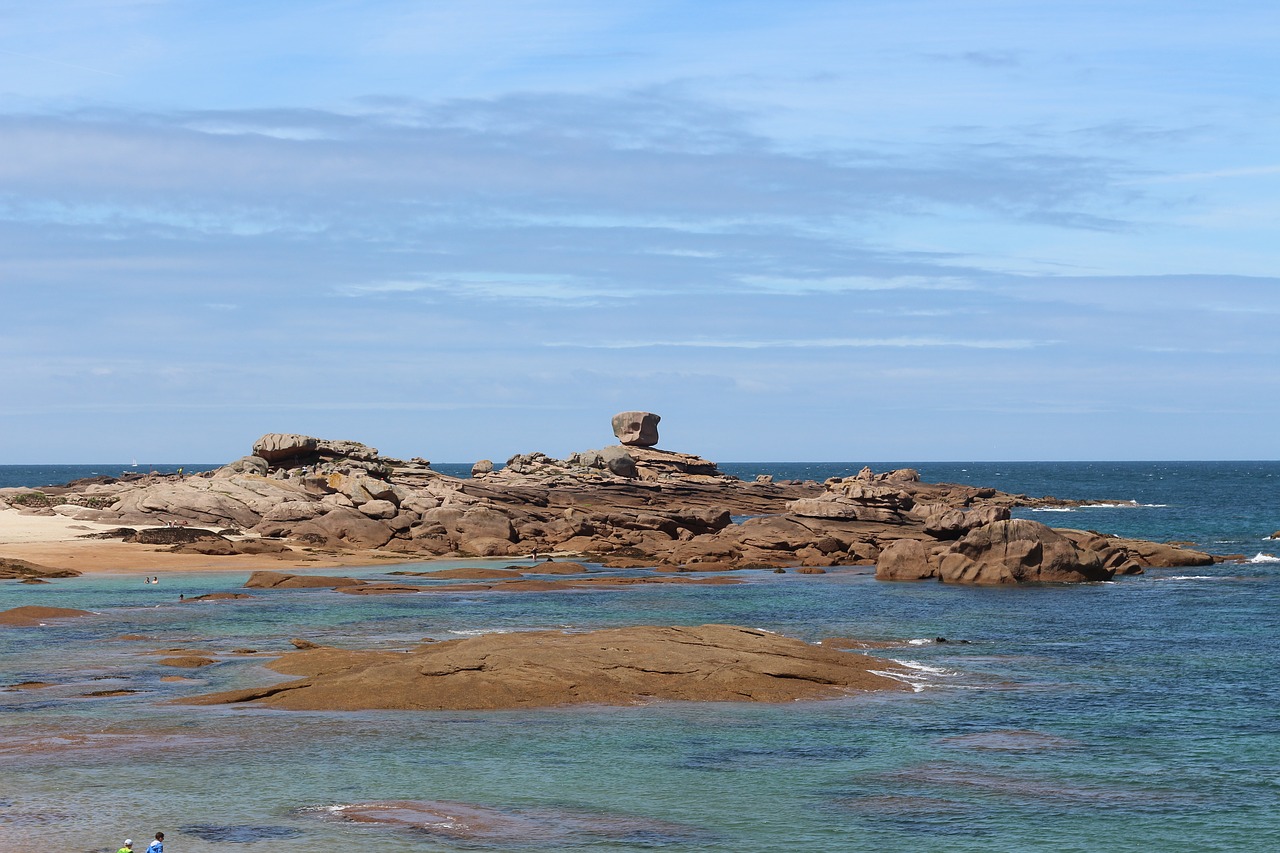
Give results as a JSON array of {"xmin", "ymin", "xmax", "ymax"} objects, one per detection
[{"xmin": 0, "ymin": 411, "xmax": 1214, "ymax": 584}]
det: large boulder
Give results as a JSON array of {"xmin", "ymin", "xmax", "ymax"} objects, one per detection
[
  {"xmin": 913, "ymin": 503, "xmax": 1011, "ymax": 539},
  {"xmin": 937, "ymin": 519, "xmax": 1112, "ymax": 584},
  {"xmin": 611, "ymin": 411, "xmax": 661, "ymax": 447},
  {"xmin": 875, "ymin": 539, "xmax": 940, "ymax": 581},
  {"xmin": 252, "ymin": 434, "xmax": 319, "ymax": 463},
  {"xmin": 599, "ymin": 446, "xmax": 637, "ymax": 478},
  {"xmin": 291, "ymin": 507, "xmax": 395, "ymax": 549}
]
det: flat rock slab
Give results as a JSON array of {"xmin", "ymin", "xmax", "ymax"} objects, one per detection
[
  {"xmin": 0, "ymin": 605, "xmax": 93, "ymax": 626},
  {"xmin": 186, "ymin": 624, "xmax": 908, "ymax": 710},
  {"xmin": 314, "ymin": 800, "xmax": 701, "ymax": 845}
]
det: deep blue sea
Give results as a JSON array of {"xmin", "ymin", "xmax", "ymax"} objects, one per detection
[{"xmin": 2, "ymin": 462, "xmax": 1278, "ymax": 851}]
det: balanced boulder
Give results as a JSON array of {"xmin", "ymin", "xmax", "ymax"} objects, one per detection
[{"xmin": 611, "ymin": 411, "xmax": 660, "ymax": 447}]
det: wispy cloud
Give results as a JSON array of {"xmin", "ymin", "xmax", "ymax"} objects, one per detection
[{"xmin": 544, "ymin": 336, "xmax": 1043, "ymax": 350}]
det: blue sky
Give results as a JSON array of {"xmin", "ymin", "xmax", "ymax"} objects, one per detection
[{"xmin": 2, "ymin": 1, "xmax": 1277, "ymax": 463}]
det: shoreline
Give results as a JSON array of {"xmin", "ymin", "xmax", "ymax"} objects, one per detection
[{"xmin": 0, "ymin": 506, "xmax": 416, "ymax": 575}]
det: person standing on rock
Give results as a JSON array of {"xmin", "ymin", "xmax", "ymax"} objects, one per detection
[
  {"xmin": 146, "ymin": 832, "xmax": 164, "ymax": 853},
  {"xmin": 117, "ymin": 839, "xmax": 133, "ymax": 853}
]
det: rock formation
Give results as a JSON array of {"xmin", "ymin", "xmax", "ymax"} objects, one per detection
[
  {"xmin": 186, "ymin": 624, "xmax": 909, "ymax": 710},
  {"xmin": 611, "ymin": 411, "xmax": 660, "ymax": 447},
  {"xmin": 0, "ymin": 414, "xmax": 1216, "ymax": 585},
  {"xmin": 0, "ymin": 606, "xmax": 94, "ymax": 626},
  {"xmin": 0, "ymin": 558, "xmax": 81, "ymax": 580}
]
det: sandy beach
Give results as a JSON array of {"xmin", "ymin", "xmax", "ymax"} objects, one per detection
[{"xmin": 0, "ymin": 506, "xmax": 361, "ymax": 575}]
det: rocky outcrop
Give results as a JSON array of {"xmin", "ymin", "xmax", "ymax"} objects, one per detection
[
  {"xmin": 246, "ymin": 433, "xmax": 390, "ymax": 477},
  {"xmin": 789, "ymin": 482, "xmax": 915, "ymax": 524},
  {"xmin": 6, "ymin": 418, "xmax": 1217, "ymax": 585},
  {"xmin": 611, "ymin": 411, "xmax": 661, "ymax": 447},
  {"xmin": 911, "ymin": 503, "xmax": 1010, "ymax": 539},
  {"xmin": 878, "ymin": 519, "xmax": 1116, "ymax": 584},
  {"xmin": 0, "ymin": 606, "xmax": 93, "ymax": 626},
  {"xmin": 875, "ymin": 538, "xmax": 943, "ymax": 581},
  {"xmin": 186, "ymin": 624, "xmax": 909, "ymax": 710},
  {"xmin": 939, "ymin": 519, "xmax": 1111, "ymax": 584},
  {"xmin": 0, "ymin": 558, "xmax": 82, "ymax": 580},
  {"xmin": 243, "ymin": 571, "xmax": 367, "ymax": 590}
]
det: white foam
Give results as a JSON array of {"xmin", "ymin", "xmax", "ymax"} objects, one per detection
[
  {"xmin": 1080, "ymin": 501, "xmax": 1140, "ymax": 508},
  {"xmin": 890, "ymin": 659, "xmax": 954, "ymax": 676},
  {"xmin": 907, "ymin": 638, "xmax": 932, "ymax": 645},
  {"xmin": 869, "ymin": 669, "xmax": 926, "ymax": 693},
  {"xmin": 1247, "ymin": 552, "xmax": 1279, "ymax": 564},
  {"xmin": 447, "ymin": 628, "xmax": 513, "ymax": 636},
  {"xmin": 1031, "ymin": 507, "xmax": 1074, "ymax": 513}
]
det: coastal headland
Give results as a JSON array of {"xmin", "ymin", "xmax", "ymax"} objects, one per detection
[{"xmin": 0, "ymin": 411, "xmax": 1215, "ymax": 584}]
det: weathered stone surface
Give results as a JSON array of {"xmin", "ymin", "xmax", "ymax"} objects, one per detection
[
  {"xmin": 937, "ymin": 519, "xmax": 1112, "ymax": 584},
  {"xmin": 0, "ymin": 606, "xmax": 93, "ymax": 626},
  {"xmin": 252, "ymin": 434, "xmax": 319, "ymax": 463},
  {"xmin": 455, "ymin": 507, "xmax": 516, "ymax": 542},
  {"xmin": 600, "ymin": 446, "xmax": 637, "ymax": 478},
  {"xmin": 291, "ymin": 507, "xmax": 394, "ymax": 549},
  {"xmin": 129, "ymin": 527, "xmax": 225, "ymax": 545},
  {"xmin": 243, "ymin": 571, "xmax": 367, "ymax": 590},
  {"xmin": 0, "ymin": 558, "xmax": 81, "ymax": 580},
  {"xmin": 471, "ymin": 459, "xmax": 494, "ymax": 477},
  {"xmin": 220, "ymin": 455, "xmax": 269, "ymax": 476},
  {"xmin": 157, "ymin": 655, "xmax": 216, "ymax": 668},
  {"xmin": 358, "ymin": 499, "xmax": 398, "ymax": 520},
  {"xmin": 875, "ymin": 539, "xmax": 940, "ymax": 581},
  {"xmin": 186, "ymin": 624, "xmax": 909, "ymax": 710},
  {"xmin": 262, "ymin": 500, "xmax": 322, "ymax": 522},
  {"xmin": 913, "ymin": 503, "xmax": 1011, "ymax": 539},
  {"xmin": 611, "ymin": 411, "xmax": 661, "ymax": 447}
]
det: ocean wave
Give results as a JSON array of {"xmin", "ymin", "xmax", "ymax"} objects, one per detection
[
  {"xmin": 892, "ymin": 659, "xmax": 954, "ymax": 675},
  {"xmin": 1247, "ymin": 552, "xmax": 1279, "ymax": 564},
  {"xmin": 1031, "ymin": 507, "xmax": 1075, "ymax": 513},
  {"xmin": 875, "ymin": 658, "xmax": 960, "ymax": 693},
  {"xmin": 869, "ymin": 669, "xmax": 926, "ymax": 693}
]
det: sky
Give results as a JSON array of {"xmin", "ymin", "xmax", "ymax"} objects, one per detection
[{"xmin": 2, "ymin": 0, "xmax": 1278, "ymax": 463}]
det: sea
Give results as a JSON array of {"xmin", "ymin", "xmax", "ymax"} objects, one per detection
[{"xmin": 1, "ymin": 461, "xmax": 1277, "ymax": 851}]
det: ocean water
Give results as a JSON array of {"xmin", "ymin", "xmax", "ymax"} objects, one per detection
[{"xmin": 2, "ymin": 462, "xmax": 1278, "ymax": 851}]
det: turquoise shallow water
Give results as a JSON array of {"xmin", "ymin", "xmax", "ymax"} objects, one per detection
[{"xmin": 2, "ymin": 462, "xmax": 1278, "ymax": 851}]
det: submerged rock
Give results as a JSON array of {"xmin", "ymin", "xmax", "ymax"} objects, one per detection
[
  {"xmin": 0, "ymin": 606, "xmax": 93, "ymax": 627},
  {"xmin": 311, "ymin": 800, "xmax": 702, "ymax": 845}
]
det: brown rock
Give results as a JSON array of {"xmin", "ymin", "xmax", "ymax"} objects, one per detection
[
  {"xmin": 157, "ymin": 655, "xmax": 216, "ymax": 668},
  {"xmin": 611, "ymin": 411, "xmax": 661, "ymax": 447},
  {"xmin": 252, "ymin": 433, "xmax": 319, "ymax": 463},
  {"xmin": 0, "ymin": 605, "xmax": 94, "ymax": 626},
  {"xmin": 875, "ymin": 539, "xmax": 940, "ymax": 581},
  {"xmin": 243, "ymin": 571, "xmax": 367, "ymax": 589},
  {"xmin": 292, "ymin": 507, "xmax": 394, "ymax": 549},
  {"xmin": 337, "ymin": 583, "xmax": 425, "ymax": 595},
  {"xmin": 0, "ymin": 558, "xmax": 82, "ymax": 580},
  {"xmin": 937, "ymin": 519, "xmax": 1112, "ymax": 584},
  {"xmin": 186, "ymin": 624, "xmax": 909, "ymax": 710}
]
